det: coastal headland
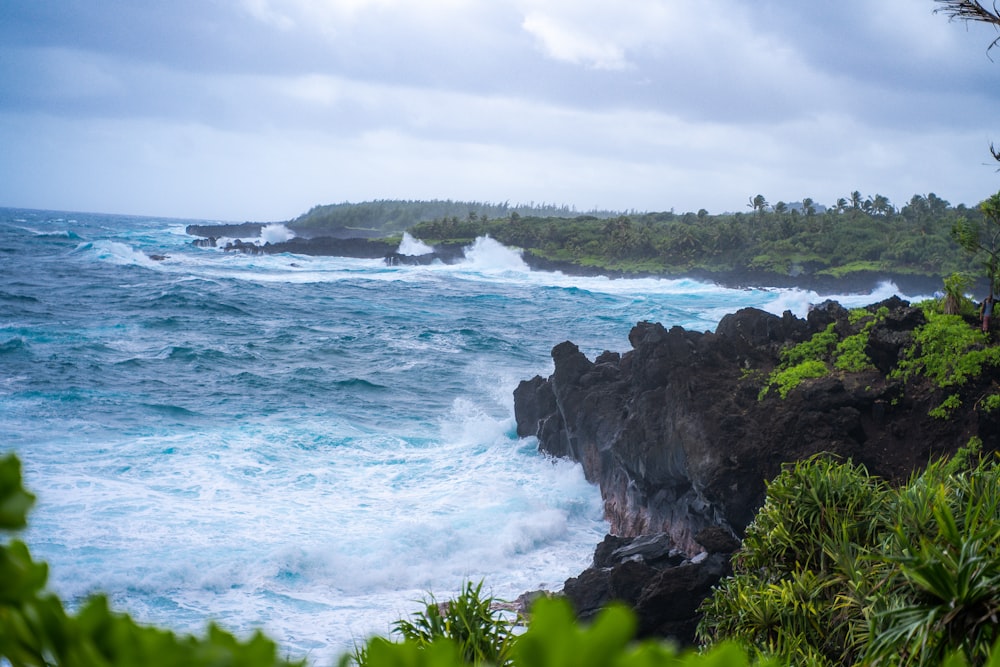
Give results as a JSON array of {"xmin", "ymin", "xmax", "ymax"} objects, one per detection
[
  {"xmin": 513, "ymin": 297, "xmax": 999, "ymax": 644},
  {"xmin": 185, "ymin": 223, "xmax": 953, "ymax": 296}
]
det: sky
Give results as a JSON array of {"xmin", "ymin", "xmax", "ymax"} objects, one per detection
[{"xmin": 1, "ymin": 1, "xmax": 999, "ymax": 222}]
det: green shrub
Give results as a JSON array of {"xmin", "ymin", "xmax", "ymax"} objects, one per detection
[
  {"xmin": 699, "ymin": 456, "xmax": 890, "ymax": 665},
  {"xmin": 699, "ymin": 447, "xmax": 1000, "ymax": 667},
  {"xmin": 758, "ymin": 324, "xmax": 840, "ymax": 399},
  {"xmin": 981, "ymin": 394, "xmax": 1000, "ymax": 413},
  {"xmin": 869, "ymin": 448, "xmax": 1000, "ymax": 666},
  {"xmin": 760, "ymin": 359, "xmax": 829, "ymax": 400},
  {"xmin": 782, "ymin": 324, "xmax": 839, "ymax": 366},
  {"xmin": 929, "ymin": 393, "xmax": 962, "ymax": 419},
  {"xmin": 387, "ymin": 581, "xmax": 515, "ymax": 666},
  {"xmin": 893, "ymin": 308, "xmax": 1000, "ymax": 388},
  {"xmin": 833, "ymin": 306, "xmax": 887, "ymax": 372},
  {"xmin": 940, "ymin": 273, "xmax": 977, "ymax": 317}
]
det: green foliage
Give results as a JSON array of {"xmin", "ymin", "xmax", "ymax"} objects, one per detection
[
  {"xmin": 833, "ymin": 307, "xmax": 887, "ymax": 373},
  {"xmin": 513, "ymin": 598, "xmax": 771, "ymax": 667},
  {"xmin": 395, "ymin": 191, "xmax": 990, "ymax": 281},
  {"xmin": 782, "ymin": 324, "xmax": 839, "ymax": 366},
  {"xmin": 868, "ymin": 451, "xmax": 1000, "ymax": 666},
  {"xmin": 387, "ymin": 581, "xmax": 515, "ymax": 667},
  {"xmin": 758, "ymin": 309, "xmax": 890, "ymax": 393},
  {"xmin": 762, "ymin": 360, "xmax": 829, "ymax": 399},
  {"xmin": 815, "ymin": 260, "xmax": 887, "ymax": 278},
  {"xmin": 699, "ymin": 447, "xmax": 1000, "ymax": 667},
  {"xmin": 929, "ymin": 393, "xmax": 962, "ymax": 419},
  {"xmin": 980, "ymin": 394, "xmax": 1000, "ymax": 412},
  {"xmin": 699, "ymin": 456, "xmax": 891, "ymax": 665},
  {"xmin": 893, "ymin": 308, "xmax": 1000, "ymax": 388},
  {"xmin": 760, "ymin": 324, "xmax": 841, "ymax": 399},
  {"xmin": 941, "ymin": 273, "xmax": 976, "ymax": 316},
  {"xmin": 951, "ymin": 192, "xmax": 1000, "ymax": 294},
  {"xmin": 0, "ymin": 455, "xmax": 35, "ymax": 530},
  {"xmin": 289, "ymin": 200, "xmax": 621, "ymax": 235}
]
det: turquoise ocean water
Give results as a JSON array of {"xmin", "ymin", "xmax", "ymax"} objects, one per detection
[{"xmin": 0, "ymin": 208, "xmax": 921, "ymax": 662}]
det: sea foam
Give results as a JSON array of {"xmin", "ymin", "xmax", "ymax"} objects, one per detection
[{"xmin": 397, "ymin": 232, "xmax": 434, "ymax": 256}]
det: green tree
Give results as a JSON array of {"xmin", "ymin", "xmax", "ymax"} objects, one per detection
[
  {"xmin": 951, "ymin": 192, "xmax": 1000, "ymax": 295},
  {"xmin": 748, "ymin": 194, "xmax": 769, "ymax": 216}
]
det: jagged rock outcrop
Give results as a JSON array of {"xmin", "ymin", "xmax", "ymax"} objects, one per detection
[
  {"xmin": 562, "ymin": 528, "xmax": 738, "ymax": 644},
  {"xmin": 384, "ymin": 243, "xmax": 466, "ymax": 266},
  {"xmin": 186, "ymin": 222, "xmax": 263, "ymax": 238},
  {"xmin": 220, "ymin": 236, "xmax": 398, "ymax": 257},
  {"xmin": 515, "ymin": 297, "xmax": 1000, "ymax": 644}
]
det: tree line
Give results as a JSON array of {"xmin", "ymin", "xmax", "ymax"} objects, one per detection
[
  {"xmin": 288, "ymin": 199, "xmax": 626, "ymax": 234},
  {"xmin": 407, "ymin": 191, "xmax": 993, "ymax": 283}
]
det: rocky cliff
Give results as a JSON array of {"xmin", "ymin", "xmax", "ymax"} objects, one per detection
[{"xmin": 514, "ymin": 297, "xmax": 1000, "ymax": 642}]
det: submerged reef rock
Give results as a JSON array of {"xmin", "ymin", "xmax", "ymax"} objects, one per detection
[{"xmin": 515, "ymin": 297, "xmax": 1000, "ymax": 644}]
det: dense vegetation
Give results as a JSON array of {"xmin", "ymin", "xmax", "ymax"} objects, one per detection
[
  {"xmin": 402, "ymin": 192, "xmax": 991, "ymax": 282},
  {"xmin": 697, "ymin": 445, "xmax": 1000, "ymax": 666},
  {"xmin": 287, "ymin": 200, "xmax": 625, "ymax": 235}
]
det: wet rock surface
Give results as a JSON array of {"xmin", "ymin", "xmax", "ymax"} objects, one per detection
[{"xmin": 516, "ymin": 297, "xmax": 1000, "ymax": 644}]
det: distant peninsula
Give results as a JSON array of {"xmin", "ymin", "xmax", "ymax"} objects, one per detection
[{"xmin": 185, "ymin": 195, "xmax": 995, "ymax": 296}]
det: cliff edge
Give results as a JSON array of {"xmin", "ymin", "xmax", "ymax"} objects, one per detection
[{"xmin": 514, "ymin": 297, "xmax": 1000, "ymax": 641}]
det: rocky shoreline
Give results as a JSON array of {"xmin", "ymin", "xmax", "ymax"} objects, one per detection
[
  {"xmin": 185, "ymin": 225, "xmax": 953, "ymax": 296},
  {"xmin": 513, "ymin": 298, "xmax": 1000, "ymax": 644},
  {"xmin": 185, "ymin": 225, "xmax": 990, "ymax": 642}
]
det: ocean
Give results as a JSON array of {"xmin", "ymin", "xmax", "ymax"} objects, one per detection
[{"xmin": 0, "ymin": 207, "xmax": 920, "ymax": 663}]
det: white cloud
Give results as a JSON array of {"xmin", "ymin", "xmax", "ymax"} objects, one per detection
[
  {"xmin": 1, "ymin": 1, "xmax": 999, "ymax": 220},
  {"xmin": 521, "ymin": 12, "xmax": 628, "ymax": 69}
]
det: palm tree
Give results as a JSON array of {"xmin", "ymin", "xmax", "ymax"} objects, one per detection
[
  {"xmin": 801, "ymin": 197, "xmax": 816, "ymax": 216},
  {"xmin": 933, "ymin": 0, "xmax": 1000, "ymax": 51},
  {"xmin": 871, "ymin": 194, "xmax": 893, "ymax": 216},
  {"xmin": 927, "ymin": 192, "xmax": 950, "ymax": 216},
  {"xmin": 748, "ymin": 194, "xmax": 769, "ymax": 216}
]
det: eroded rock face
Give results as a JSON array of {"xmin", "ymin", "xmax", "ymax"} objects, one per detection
[
  {"xmin": 516, "ymin": 297, "xmax": 1000, "ymax": 644},
  {"xmin": 515, "ymin": 298, "xmax": 982, "ymax": 549}
]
